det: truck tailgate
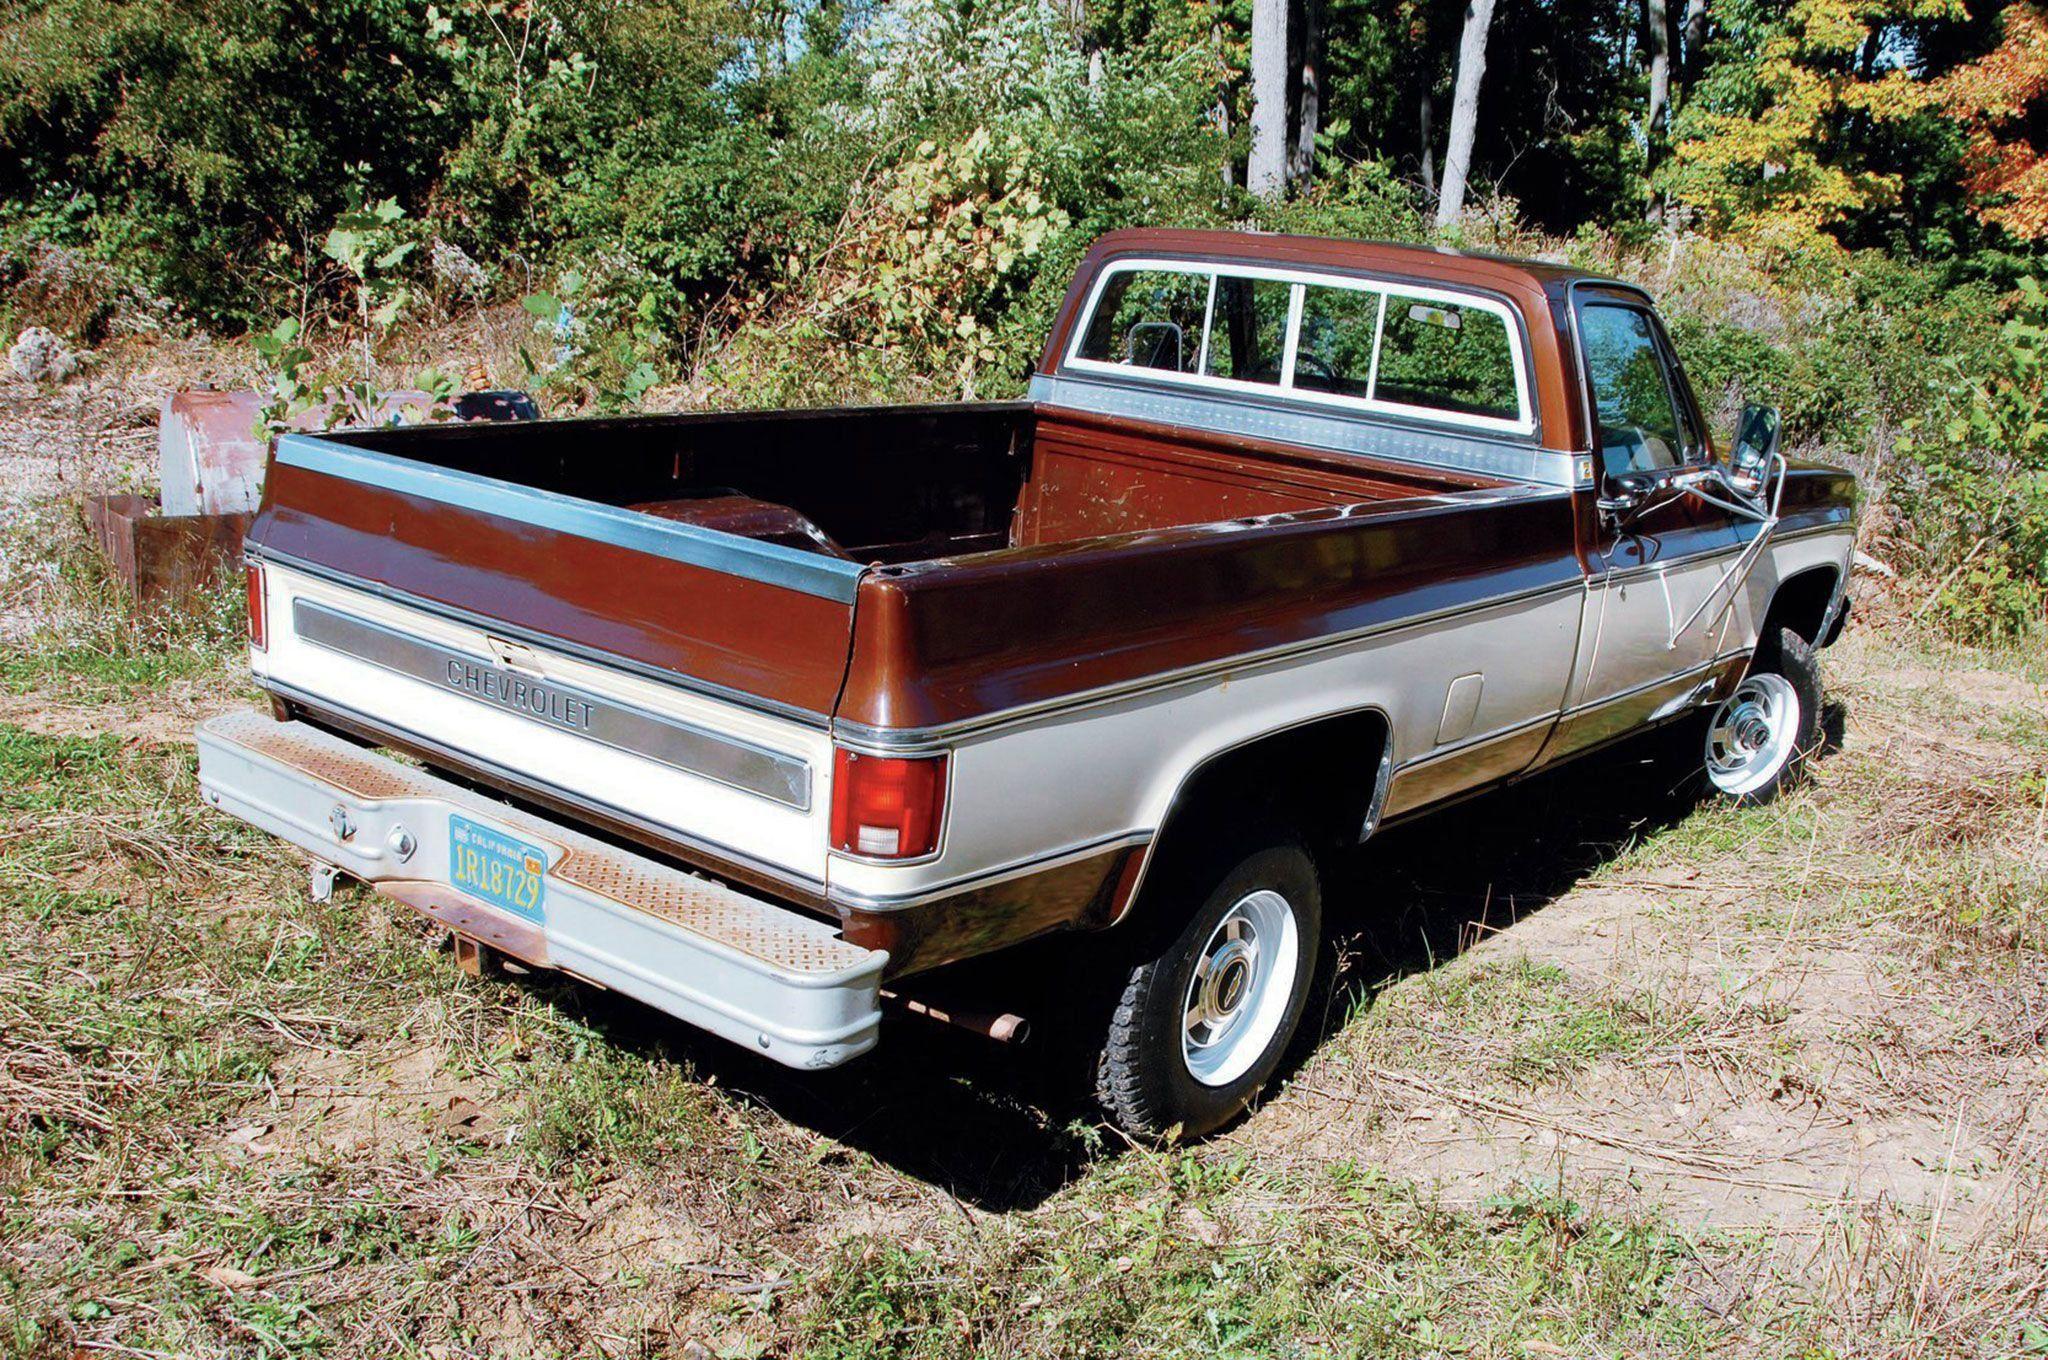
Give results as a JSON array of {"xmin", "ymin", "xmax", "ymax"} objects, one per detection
[{"xmin": 247, "ymin": 434, "xmax": 864, "ymax": 890}]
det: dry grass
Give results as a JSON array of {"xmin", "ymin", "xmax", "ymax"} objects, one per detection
[{"xmin": 1, "ymin": 341, "xmax": 2045, "ymax": 1358}]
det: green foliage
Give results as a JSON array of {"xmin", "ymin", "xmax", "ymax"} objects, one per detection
[
  {"xmin": 517, "ymin": 269, "xmax": 667, "ymax": 413},
  {"xmin": 0, "ymin": 0, "xmax": 2043, "ymax": 643},
  {"xmin": 0, "ymin": 0, "xmax": 466, "ymax": 323},
  {"xmin": 1893, "ymin": 277, "xmax": 2048, "ymax": 638},
  {"xmin": 793, "ymin": 1163, "xmax": 1704, "ymax": 1358},
  {"xmin": 251, "ymin": 196, "xmax": 456, "ymax": 430}
]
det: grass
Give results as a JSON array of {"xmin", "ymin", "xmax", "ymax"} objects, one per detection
[
  {"xmin": 795, "ymin": 1167, "xmax": 1714, "ymax": 1360},
  {"xmin": 2, "ymin": 359, "xmax": 2044, "ymax": 1355},
  {"xmin": 4, "ymin": 622, "xmax": 2044, "ymax": 1357}
]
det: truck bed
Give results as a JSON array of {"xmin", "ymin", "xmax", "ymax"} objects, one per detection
[
  {"xmin": 245, "ymin": 400, "xmax": 1559, "ymax": 958},
  {"xmin": 301, "ymin": 399, "xmax": 1499, "ymax": 563}
]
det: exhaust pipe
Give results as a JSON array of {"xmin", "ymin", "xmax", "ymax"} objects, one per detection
[{"xmin": 882, "ymin": 990, "xmax": 1030, "ymax": 1044}]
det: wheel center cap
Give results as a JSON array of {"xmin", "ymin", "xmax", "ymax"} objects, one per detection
[
  {"xmin": 1203, "ymin": 940, "xmax": 1257, "ymax": 1022},
  {"xmin": 1217, "ymin": 958, "xmax": 1250, "ymax": 1012}
]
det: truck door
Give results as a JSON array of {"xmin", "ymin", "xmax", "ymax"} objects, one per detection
[{"xmin": 1554, "ymin": 289, "xmax": 1741, "ymax": 752}]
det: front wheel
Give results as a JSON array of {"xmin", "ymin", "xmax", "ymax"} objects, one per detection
[
  {"xmin": 1704, "ymin": 625, "xmax": 1822, "ymax": 803},
  {"xmin": 1095, "ymin": 838, "xmax": 1321, "ymax": 1141}
]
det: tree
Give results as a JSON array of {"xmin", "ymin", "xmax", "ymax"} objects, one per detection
[
  {"xmin": 1435, "ymin": 0, "xmax": 1498, "ymax": 225},
  {"xmin": 1646, "ymin": 0, "xmax": 1674, "ymax": 148},
  {"xmin": 1249, "ymin": 0, "xmax": 1290, "ymax": 195},
  {"xmin": 1659, "ymin": 0, "xmax": 1963, "ymax": 237},
  {"xmin": 1289, "ymin": 0, "xmax": 1323, "ymax": 185},
  {"xmin": 1936, "ymin": 1, "xmax": 2048, "ymax": 238}
]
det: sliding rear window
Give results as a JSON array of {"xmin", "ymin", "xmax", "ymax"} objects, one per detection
[
  {"xmin": 1065, "ymin": 261, "xmax": 1534, "ymax": 435},
  {"xmin": 1073, "ymin": 269, "xmax": 1211, "ymax": 374}
]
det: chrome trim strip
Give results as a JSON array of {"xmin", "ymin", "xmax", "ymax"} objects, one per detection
[
  {"xmin": 1029, "ymin": 372, "xmax": 1588, "ymax": 488},
  {"xmin": 262, "ymin": 680, "xmax": 828, "ymax": 899},
  {"xmin": 1601, "ymin": 538, "xmax": 1745, "ymax": 580},
  {"xmin": 293, "ymin": 600, "xmax": 813, "ymax": 810},
  {"xmin": 250, "ymin": 549, "xmax": 832, "ymax": 727},
  {"xmin": 275, "ymin": 433, "xmax": 867, "ymax": 603},
  {"xmin": 833, "ymin": 570, "xmax": 1590, "ymax": 751},
  {"xmin": 1390, "ymin": 709, "xmax": 1560, "ymax": 774},
  {"xmin": 1558, "ymin": 650, "xmax": 1747, "ymax": 720},
  {"xmin": 830, "ymin": 830, "xmax": 1154, "ymax": 912}
]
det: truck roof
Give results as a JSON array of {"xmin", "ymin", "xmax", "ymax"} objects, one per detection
[{"xmin": 1078, "ymin": 228, "xmax": 1626, "ymax": 297}]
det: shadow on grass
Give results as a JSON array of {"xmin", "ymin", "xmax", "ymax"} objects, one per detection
[{"xmin": 524, "ymin": 710, "xmax": 1844, "ymax": 1212}]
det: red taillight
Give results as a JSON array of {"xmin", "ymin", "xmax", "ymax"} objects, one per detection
[
  {"xmin": 245, "ymin": 561, "xmax": 267, "ymax": 651},
  {"xmin": 830, "ymin": 748, "xmax": 948, "ymax": 860}
]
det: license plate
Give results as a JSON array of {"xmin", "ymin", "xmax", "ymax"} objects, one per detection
[{"xmin": 448, "ymin": 815, "xmax": 547, "ymax": 924}]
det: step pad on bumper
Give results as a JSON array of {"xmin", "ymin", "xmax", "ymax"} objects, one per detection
[{"xmin": 197, "ymin": 709, "xmax": 883, "ymax": 1068}]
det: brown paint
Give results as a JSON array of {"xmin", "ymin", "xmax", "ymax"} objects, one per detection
[
  {"xmin": 238, "ymin": 230, "xmax": 1859, "ymax": 988},
  {"xmin": 836, "ymin": 844, "xmax": 1139, "ymax": 978},
  {"xmin": 251, "ymin": 462, "xmax": 857, "ymax": 716},
  {"xmin": 1015, "ymin": 408, "xmax": 1500, "ymax": 547},
  {"xmin": 838, "ymin": 489, "xmax": 1583, "ymax": 730}
]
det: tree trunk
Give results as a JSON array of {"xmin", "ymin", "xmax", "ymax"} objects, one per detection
[
  {"xmin": 1645, "ymin": 0, "xmax": 1673, "ymax": 220},
  {"xmin": 1434, "ymin": 0, "xmax": 1497, "ymax": 227},
  {"xmin": 1248, "ymin": 0, "xmax": 1290, "ymax": 198},
  {"xmin": 1680, "ymin": 0, "xmax": 1708, "ymax": 90},
  {"xmin": 1289, "ymin": 0, "xmax": 1322, "ymax": 187},
  {"xmin": 1645, "ymin": 0, "xmax": 1672, "ymax": 142},
  {"xmin": 1420, "ymin": 89, "xmax": 1435, "ymax": 205}
]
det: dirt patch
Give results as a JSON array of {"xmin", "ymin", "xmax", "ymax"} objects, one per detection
[{"xmin": 1248, "ymin": 632, "xmax": 2048, "ymax": 1283}]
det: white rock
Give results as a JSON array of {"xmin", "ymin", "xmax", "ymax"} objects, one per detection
[{"xmin": 8, "ymin": 326, "xmax": 77, "ymax": 381}]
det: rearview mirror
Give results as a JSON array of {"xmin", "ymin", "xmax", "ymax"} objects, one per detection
[{"xmin": 1729, "ymin": 403, "xmax": 1782, "ymax": 492}]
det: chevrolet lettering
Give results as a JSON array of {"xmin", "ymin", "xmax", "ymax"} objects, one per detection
[{"xmin": 443, "ymin": 658, "xmax": 594, "ymax": 731}]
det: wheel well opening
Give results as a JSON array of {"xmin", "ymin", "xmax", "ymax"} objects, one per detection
[
  {"xmin": 1763, "ymin": 566, "xmax": 1840, "ymax": 650},
  {"xmin": 1133, "ymin": 710, "xmax": 1388, "ymax": 925}
]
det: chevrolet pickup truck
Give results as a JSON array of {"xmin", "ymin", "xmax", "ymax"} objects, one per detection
[{"xmin": 196, "ymin": 230, "xmax": 1856, "ymax": 1138}]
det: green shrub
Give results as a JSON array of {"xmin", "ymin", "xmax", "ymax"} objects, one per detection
[{"xmin": 1891, "ymin": 278, "xmax": 2048, "ymax": 639}]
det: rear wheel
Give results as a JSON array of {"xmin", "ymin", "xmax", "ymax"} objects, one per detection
[
  {"xmin": 1705, "ymin": 625, "xmax": 1822, "ymax": 804},
  {"xmin": 1095, "ymin": 837, "xmax": 1320, "ymax": 1140}
]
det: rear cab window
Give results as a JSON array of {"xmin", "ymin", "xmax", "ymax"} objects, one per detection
[{"xmin": 1065, "ymin": 258, "xmax": 1535, "ymax": 436}]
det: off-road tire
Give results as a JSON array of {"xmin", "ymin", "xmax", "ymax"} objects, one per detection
[
  {"xmin": 1706, "ymin": 624, "xmax": 1823, "ymax": 805},
  {"xmin": 1095, "ymin": 837, "xmax": 1321, "ymax": 1141}
]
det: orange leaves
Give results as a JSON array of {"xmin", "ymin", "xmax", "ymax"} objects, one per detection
[{"xmin": 1936, "ymin": 3, "xmax": 2048, "ymax": 237}]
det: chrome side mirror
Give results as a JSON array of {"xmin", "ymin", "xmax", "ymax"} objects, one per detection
[{"xmin": 1729, "ymin": 403, "xmax": 1782, "ymax": 494}]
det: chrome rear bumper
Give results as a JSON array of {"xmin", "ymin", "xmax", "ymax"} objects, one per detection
[{"xmin": 196, "ymin": 710, "xmax": 885, "ymax": 1069}]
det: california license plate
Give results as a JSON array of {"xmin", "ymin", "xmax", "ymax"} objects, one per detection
[{"xmin": 448, "ymin": 815, "xmax": 547, "ymax": 924}]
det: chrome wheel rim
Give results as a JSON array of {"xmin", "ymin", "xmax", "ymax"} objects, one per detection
[
  {"xmin": 1181, "ymin": 889, "xmax": 1301, "ymax": 1088},
  {"xmin": 1705, "ymin": 672, "xmax": 1801, "ymax": 797}
]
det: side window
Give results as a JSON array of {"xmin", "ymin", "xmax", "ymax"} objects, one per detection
[
  {"xmin": 1373, "ymin": 295, "xmax": 1520, "ymax": 421},
  {"xmin": 1074, "ymin": 269, "xmax": 1212, "ymax": 374},
  {"xmin": 1580, "ymin": 304, "xmax": 1685, "ymax": 476},
  {"xmin": 1204, "ymin": 275, "xmax": 1292, "ymax": 386},
  {"xmin": 1292, "ymin": 284, "xmax": 1381, "ymax": 399}
]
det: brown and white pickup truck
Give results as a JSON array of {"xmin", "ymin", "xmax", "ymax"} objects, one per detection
[{"xmin": 197, "ymin": 230, "xmax": 1856, "ymax": 1137}]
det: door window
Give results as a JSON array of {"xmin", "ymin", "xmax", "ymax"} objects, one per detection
[{"xmin": 1580, "ymin": 304, "xmax": 1687, "ymax": 477}]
